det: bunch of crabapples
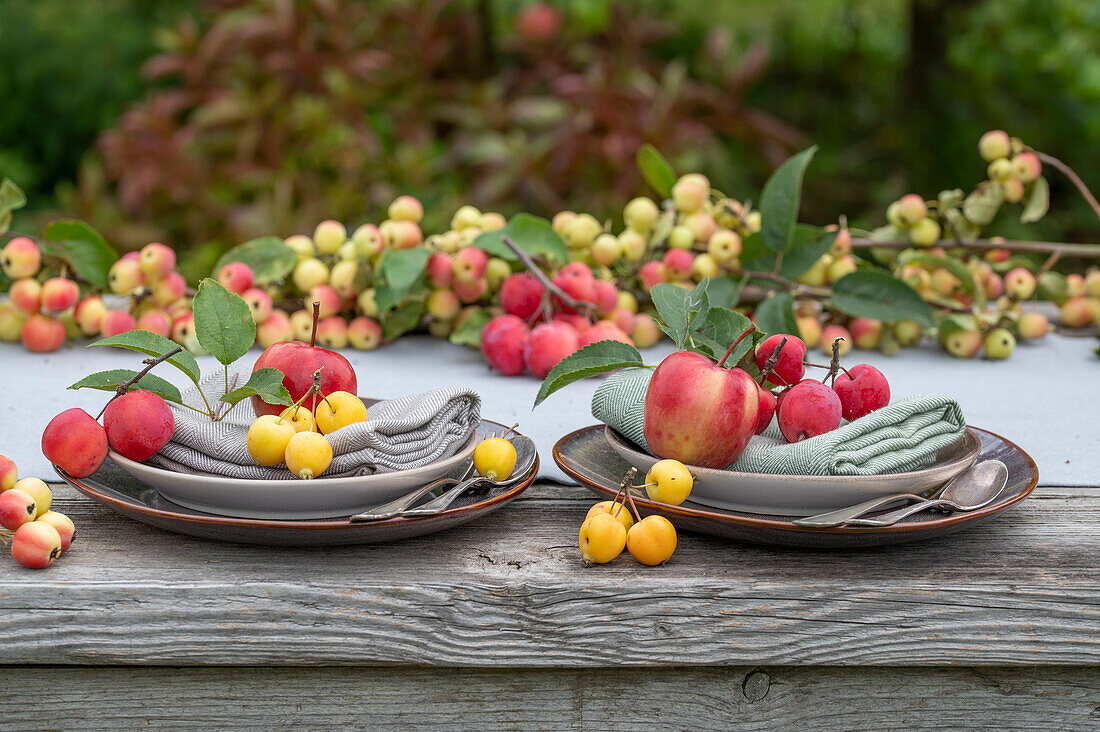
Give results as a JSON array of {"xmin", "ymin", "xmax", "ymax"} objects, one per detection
[
  {"xmin": 247, "ymin": 390, "xmax": 367, "ymax": 478},
  {"xmin": 578, "ymin": 461, "xmax": 692, "ymax": 567},
  {"xmin": 0, "ymin": 455, "xmax": 76, "ymax": 569}
]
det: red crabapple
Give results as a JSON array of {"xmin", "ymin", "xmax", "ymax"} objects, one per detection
[
  {"xmin": 242, "ymin": 288, "xmax": 273, "ymax": 324},
  {"xmin": 516, "ymin": 2, "xmax": 561, "ymax": 42},
  {"xmin": 151, "ymin": 271, "xmax": 187, "ymax": 306},
  {"xmin": 481, "ymin": 315, "xmax": 531, "ymax": 376},
  {"xmin": 37, "ymin": 511, "xmax": 75, "ymax": 553},
  {"xmin": 500, "ymin": 273, "xmax": 545, "ymax": 321},
  {"xmin": 137, "ymin": 310, "xmax": 171, "ymax": 338},
  {"xmin": 1060, "ymin": 296, "xmax": 1094, "ymax": 328},
  {"xmin": 895, "ymin": 194, "xmax": 928, "ymax": 226},
  {"xmin": 552, "ymin": 262, "xmax": 596, "ymax": 311},
  {"xmin": 0, "ymin": 455, "xmax": 15, "ymax": 491},
  {"xmin": 139, "ymin": 242, "xmax": 176, "ymax": 277},
  {"xmin": 10, "ymin": 277, "xmax": 42, "ymax": 314},
  {"xmin": 1017, "ymin": 312, "xmax": 1049, "ymax": 339},
  {"xmin": 0, "ymin": 489, "xmax": 37, "ymax": 530},
  {"xmin": 631, "ymin": 313, "xmax": 661, "ymax": 348},
  {"xmin": 662, "ymin": 249, "xmax": 694, "ymax": 281},
  {"xmin": 73, "ymin": 296, "xmax": 107, "ymax": 335},
  {"xmin": 639, "ymin": 261, "xmax": 667, "ymax": 293},
  {"xmin": 347, "ymin": 316, "xmax": 382, "ymax": 350},
  {"xmin": 40, "ymin": 277, "xmax": 79, "ymax": 313},
  {"xmin": 1066, "ymin": 273, "xmax": 1087, "ymax": 297},
  {"xmin": 386, "ymin": 220, "xmax": 423, "ymax": 250},
  {"xmin": 388, "ymin": 194, "xmax": 424, "ymax": 223},
  {"xmin": 551, "ymin": 312, "xmax": 590, "ymax": 332},
  {"xmin": 41, "ymin": 407, "xmax": 108, "ymax": 478},
  {"xmin": 427, "ymin": 289, "xmax": 461, "ymax": 320},
  {"xmin": 21, "ymin": 314, "xmax": 66, "ymax": 353},
  {"xmin": 308, "ymin": 284, "xmax": 342, "ymax": 319},
  {"xmin": 1004, "ymin": 268, "xmax": 1036, "ymax": 299},
  {"xmin": 579, "ymin": 322, "xmax": 633, "ymax": 348},
  {"xmin": 103, "ymin": 390, "xmax": 175, "ymax": 462},
  {"xmin": 849, "ymin": 318, "xmax": 883, "ymax": 350},
  {"xmin": 832, "ymin": 364, "xmax": 890, "ymax": 421},
  {"xmin": 603, "ymin": 307, "xmax": 635, "ymax": 335},
  {"xmin": 218, "ymin": 262, "xmax": 254, "ymax": 294},
  {"xmin": 592, "ymin": 280, "xmax": 618, "ymax": 315},
  {"xmin": 316, "ymin": 317, "xmax": 349, "ymax": 349},
  {"xmin": 754, "ymin": 383, "xmax": 776, "ymax": 435},
  {"xmin": 0, "ymin": 237, "xmax": 41, "ymax": 278},
  {"xmin": 427, "ymin": 252, "xmax": 454, "ymax": 288},
  {"xmin": 454, "ymin": 277, "xmax": 489, "ymax": 303},
  {"xmin": 453, "ymin": 247, "xmax": 489, "ymax": 284},
  {"xmin": 10, "ymin": 521, "xmax": 62, "ymax": 569},
  {"xmin": 984, "ymin": 273, "xmax": 1004, "ymax": 299},
  {"xmin": 524, "ymin": 321, "xmax": 580, "ymax": 378},
  {"xmin": 820, "ymin": 325, "xmax": 852, "ymax": 356},
  {"xmin": 100, "ymin": 309, "xmax": 137, "ymax": 338},
  {"xmin": 778, "ymin": 380, "xmax": 842, "ymax": 442},
  {"xmin": 257, "ymin": 310, "xmax": 293, "ymax": 348},
  {"xmin": 978, "ymin": 130, "xmax": 1011, "ymax": 162},
  {"xmin": 1012, "ymin": 152, "xmax": 1042, "ymax": 183},
  {"xmin": 755, "ymin": 334, "xmax": 807, "ymax": 387}
]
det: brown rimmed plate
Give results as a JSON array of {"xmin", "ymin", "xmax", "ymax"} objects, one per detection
[
  {"xmin": 554, "ymin": 425, "xmax": 1037, "ymax": 549},
  {"xmin": 54, "ymin": 419, "xmax": 538, "ymax": 547}
]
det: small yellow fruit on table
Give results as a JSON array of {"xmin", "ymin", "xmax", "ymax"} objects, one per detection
[
  {"xmin": 578, "ymin": 512, "xmax": 628, "ymax": 566},
  {"xmin": 315, "ymin": 391, "xmax": 368, "ymax": 434},
  {"xmin": 626, "ymin": 515, "xmax": 678, "ymax": 566},
  {"xmin": 642, "ymin": 459, "xmax": 694, "ymax": 505},
  {"xmin": 247, "ymin": 414, "xmax": 297, "ymax": 466},
  {"xmin": 585, "ymin": 500, "xmax": 634, "ymax": 530},
  {"xmin": 473, "ymin": 437, "xmax": 517, "ymax": 481},
  {"xmin": 284, "ymin": 431, "xmax": 333, "ymax": 480}
]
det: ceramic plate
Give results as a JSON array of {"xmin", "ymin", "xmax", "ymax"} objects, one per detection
[
  {"xmin": 106, "ymin": 397, "xmax": 480, "ymax": 519},
  {"xmin": 54, "ymin": 419, "xmax": 538, "ymax": 547},
  {"xmin": 555, "ymin": 425, "xmax": 1036, "ymax": 549},
  {"xmin": 604, "ymin": 426, "xmax": 982, "ymax": 516}
]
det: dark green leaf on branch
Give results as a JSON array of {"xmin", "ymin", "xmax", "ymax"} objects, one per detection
[
  {"xmin": 473, "ymin": 213, "xmax": 567, "ymax": 266},
  {"xmin": 759, "ymin": 146, "xmax": 817, "ymax": 253},
  {"xmin": 691, "ymin": 307, "xmax": 756, "ymax": 364},
  {"xmin": 650, "ymin": 280, "xmax": 709, "ymax": 349},
  {"xmin": 449, "ymin": 308, "xmax": 494, "ymax": 348},
  {"xmin": 214, "ymin": 236, "xmax": 297, "ymax": 285},
  {"xmin": 0, "ymin": 178, "xmax": 27, "ymax": 233},
  {"xmin": 68, "ymin": 369, "xmax": 183, "ymax": 404},
  {"xmin": 753, "ymin": 292, "xmax": 800, "ymax": 337},
  {"xmin": 220, "ymin": 368, "xmax": 292, "ymax": 407},
  {"xmin": 962, "ymin": 182, "xmax": 1004, "ymax": 226},
  {"xmin": 637, "ymin": 145, "xmax": 676, "ymax": 199},
  {"xmin": 832, "ymin": 270, "xmax": 934, "ymax": 327},
  {"xmin": 193, "ymin": 278, "xmax": 256, "ymax": 366},
  {"xmin": 89, "ymin": 329, "xmax": 201, "ymax": 384},
  {"xmin": 534, "ymin": 340, "xmax": 644, "ymax": 407},
  {"xmin": 740, "ymin": 225, "xmax": 836, "ymax": 280},
  {"xmin": 39, "ymin": 219, "xmax": 117, "ymax": 289},
  {"xmin": 380, "ymin": 300, "xmax": 425, "ymax": 341}
]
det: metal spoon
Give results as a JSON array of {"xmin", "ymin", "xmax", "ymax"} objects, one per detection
[
  {"xmin": 794, "ymin": 460, "xmax": 1009, "ymax": 529},
  {"xmin": 844, "ymin": 460, "xmax": 1008, "ymax": 527}
]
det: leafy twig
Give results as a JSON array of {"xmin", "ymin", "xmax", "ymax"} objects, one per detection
[
  {"xmin": 500, "ymin": 235, "xmax": 596, "ymax": 318},
  {"xmin": 96, "ymin": 346, "xmax": 186, "ymax": 420}
]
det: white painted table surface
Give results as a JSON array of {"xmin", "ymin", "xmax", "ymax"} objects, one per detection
[{"xmin": 0, "ymin": 332, "xmax": 1097, "ymax": 485}]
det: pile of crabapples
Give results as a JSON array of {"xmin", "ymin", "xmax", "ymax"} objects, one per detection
[
  {"xmin": 246, "ymin": 373, "xmax": 367, "ymax": 479},
  {"xmin": 579, "ymin": 460, "xmax": 692, "ymax": 567},
  {"xmin": 0, "ymin": 454, "xmax": 76, "ymax": 569},
  {"xmin": 754, "ymin": 332, "xmax": 891, "ymax": 442}
]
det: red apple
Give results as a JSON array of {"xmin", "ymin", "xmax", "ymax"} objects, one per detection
[
  {"xmin": 643, "ymin": 350, "xmax": 759, "ymax": 469},
  {"xmin": 251, "ymin": 307, "xmax": 357, "ymax": 417}
]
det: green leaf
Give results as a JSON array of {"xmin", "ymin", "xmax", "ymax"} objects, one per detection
[
  {"xmin": 220, "ymin": 367, "xmax": 292, "ymax": 407},
  {"xmin": 39, "ymin": 220, "xmax": 118, "ymax": 289},
  {"xmin": 89, "ymin": 329, "xmax": 201, "ymax": 384},
  {"xmin": 192, "ymin": 278, "xmax": 256, "ymax": 365},
  {"xmin": 381, "ymin": 300, "xmax": 425, "ymax": 341},
  {"xmin": 473, "ymin": 213, "xmax": 568, "ymax": 266},
  {"xmin": 753, "ymin": 292, "xmax": 800, "ymax": 337},
  {"xmin": 962, "ymin": 182, "xmax": 1004, "ymax": 226},
  {"xmin": 637, "ymin": 144, "xmax": 676, "ymax": 199},
  {"xmin": 740, "ymin": 225, "xmax": 836, "ymax": 280},
  {"xmin": 375, "ymin": 248, "xmax": 430, "ymax": 313},
  {"xmin": 214, "ymin": 236, "xmax": 297, "ymax": 285},
  {"xmin": 704, "ymin": 277, "xmax": 742, "ymax": 309},
  {"xmin": 1021, "ymin": 176, "xmax": 1050, "ymax": 224},
  {"xmin": 68, "ymin": 369, "xmax": 183, "ymax": 405},
  {"xmin": 0, "ymin": 179, "xmax": 27, "ymax": 233},
  {"xmin": 897, "ymin": 252, "xmax": 977, "ymax": 295},
  {"xmin": 831, "ymin": 270, "xmax": 934, "ymax": 327},
  {"xmin": 449, "ymin": 308, "xmax": 493, "ymax": 348},
  {"xmin": 759, "ymin": 146, "xmax": 817, "ymax": 253},
  {"xmin": 691, "ymin": 307, "xmax": 755, "ymax": 363},
  {"xmin": 650, "ymin": 280, "xmax": 709, "ymax": 349},
  {"xmin": 534, "ymin": 340, "xmax": 644, "ymax": 407}
]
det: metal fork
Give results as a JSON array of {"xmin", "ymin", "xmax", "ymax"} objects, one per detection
[{"xmin": 349, "ymin": 462, "xmax": 475, "ymax": 522}]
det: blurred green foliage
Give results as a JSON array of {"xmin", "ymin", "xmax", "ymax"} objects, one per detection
[{"xmin": 4, "ymin": 0, "xmax": 1100, "ymax": 267}]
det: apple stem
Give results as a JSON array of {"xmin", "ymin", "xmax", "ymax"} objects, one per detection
[
  {"xmin": 310, "ymin": 301, "xmax": 320, "ymax": 348},
  {"xmin": 821, "ymin": 338, "xmax": 846, "ymax": 385},
  {"xmin": 502, "ymin": 423, "xmax": 519, "ymax": 439},
  {"xmin": 757, "ymin": 337, "xmax": 788, "ymax": 385},
  {"xmin": 717, "ymin": 325, "xmax": 756, "ymax": 368},
  {"xmin": 624, "ymin": 488, "xmax": 643, "ymax": 523}
]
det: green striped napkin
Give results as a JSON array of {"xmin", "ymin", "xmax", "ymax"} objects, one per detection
[{"xmin": 592, "ymin": 368, "xmax": 967, "ymax": 476}]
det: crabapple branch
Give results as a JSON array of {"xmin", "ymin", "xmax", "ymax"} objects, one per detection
[
  {"xmin": 500, "ymin": 235, "xmax": 596, "ymax": 317},
  {"xmin": 95, "ymin": 346, "xmax": 186, "ymax": 420},
  {"xmin": 1034, "ymin": 151, "xmax": 1100, "ymax": 223},
  {"xmin": 850, "ymin": 237, "xmax": 1100, "ymax": 258}
]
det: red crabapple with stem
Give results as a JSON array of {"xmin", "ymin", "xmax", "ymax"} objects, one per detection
[{"xmin": 832, "ymin": 364, "xmax": 890, "ymax": 421}]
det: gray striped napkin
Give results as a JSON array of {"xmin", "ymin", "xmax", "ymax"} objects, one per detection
[
  {"xmin": 146, "ymin": 368, "xmax": 480, "ymax": 480},
  {"xmin": 592, "ymin": 368, "xmax": 966, "ymax": 476}
]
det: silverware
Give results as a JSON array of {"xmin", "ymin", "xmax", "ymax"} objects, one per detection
[
  {"xmin": 349, "ymin": 462, "xmax": 474, "ymax": 522},
  {"xmin": 793, "ymin": 460, "xmax": 1009, "ymax": 529}
]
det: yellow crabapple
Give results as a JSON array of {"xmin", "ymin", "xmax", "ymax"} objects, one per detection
[
  {"xmin": 617, "ymin": 290, "xmax": 638, "ymax": 313},
  {"xmin": 357, "ymin": 288, "xmax": 379, "ymax": 318},
  {"xmin": 280, "ymin": 405, "xmax": 315, "ymax": 433},
  {"xmin": 0, "ymin": 237, "xmax": 41, "ymax": 278},
  {"xmin": 473, "ymin": 437, "xmax": 518, "ymax": 481},
  {"xmin": 585, "ymin": 501, "xmax": 634, "ymax": 531},
  {"xmin": 451, "ymin": 205, "xmax": 483, "ymax": 231},
  {"xmin": 486, "ymin": 258, "xmax": 512, "ymax": 290},
  {"xmin": 644, "ymin": 459, "xmax": 693, "ymax": 505},
  {"xmin": 667, "ymin": 224, "xmax": 694, "ymax": 250},
  {"xmin": 893, "ymin": 319, "xmax": 924, "ymax": 346},
  {"xmin": 618, "ymin": 230, "xmax": 647, "ymax": 262},
  {"xmin": 931, "ymin": 268, "xmax": 960, "ymax": 297},
  {"xmin": 886, "ymin": 201, "xmax": 906, "ymax": 229},
  {"xmin": 631, "ymin": 313, "xmax": 661, "ymax": 348},
  {"xmin": 562, "ymin": 214, "xmax": 601, "ymax": 250},
  {"xmin": 388, "ymin": 195, "xmax": 424, "ymax": 223},
  {"xmin": 386, "ymin": 220, "xmax": 423, "ymax": 250},
  {"xmin": 14, "ymin": 477, "xmax": 52, "ymax": 517},
  {"xmin": 590, "ymin": 234, "xmax": 621, "ymax": 266},
  {"xmin": 684, "ymin": 211, "xmax": 717, "ymax": 243},
  {"xmin": 978, "ymin": 130, "xmax": 1011, "ymax": 162},
  {"xmin": 0, "ymin": 454, "xmax": 16, "ymax": 491},
  {"xmin": 830, "ymin": 227, "xmax": 852, "ymax": 256},
  {"xmin": 827, "ymin": 255, "xmax": 858, "ymax": 283},
  {"xmin": 624, "ymin": 196, "xmax": 659, "ymax": 232},
  {"xmin": 551, "ymin": 210, "xmax": 577, "ymax": 235},
  {"xmin": 285, "ymin": 234, "xmax": 316, "ymax": 259},
  {"xmin": 284, "ymin": 431, "xmax": 332, "ymax": 480},
  {"xmin": 1084, "ymin": 270, "xmax": 1100, "ymax": 298},
  {"xmin": 257, "ymin": 311, "xmax": 293, "ymax": 348},
  {"xmin": 1012, "ymin": 152, "xmax": 1041, "ymax": 183},
  {"xmin": 0, "ymin": 301, "xmax": 28, "ymax": 342},
  {"xmin": 1002, "ymin": 179, "xmax": 1025, "ymax": 204},
  {"xmin": 908, "ymin": 217, "xmax": 941, "ymax": 247},
  {"xmin": 316, "ymin": 316, "xmax": 348, "ymax": 349},
  {"xmin": 292, "ymin": 258, "xmax": 329, "ymax": 292},
  {"xmin": 139, "ymin": 242, "xmax": 176, "ymax": 277},
  {"xmin": 692, "ymin": 253, "xmax": 720, "ymax": 281},
  {"xmin": 73, "ymin": 295, "xmax": 107, "ymax": 335},
  {"xmin": 671, "ymin": 175, "xmax": 708, "ymax": 213},
  {"xmin": 329, "ymin": 260, "xmax": 358, "ymax": 299},
  {"xmin": 941, "ymin": 329, "xmax": 983, "ymax": 358},
  {"xmin": 1060, "ymin": 296, "xmax": 1094, "ymax": 328},
  {"xmin": 983, "ymin": 328, "xmax": 1015, "ymax": 359},
  {"xmin": 36, "ymin": 511, "xmax": 75, "ymax": 553},
  {"xmin": 796, "ymin": 315, "xmax": 822, "ymax": 349},
  {"xmin": 426, "ymin": 289, "xmax": 461, "ymax": 320},
  {"xmin": 352, "ymin": 224, "xmax": 384, "ymax": 258},
  {"xmin": 427, "ymin": 319, "xmax": 453, "ymax": 338},
  {"xmin": 744, "ymin": 210, "xmax": 761, "ymax": 232},
  {"xmin": 987, "ymin": 158, "xmax": 1013, "ymax": 182},
  {"xmin": 347, "ymin": 316, "xmax": 382, "ymax": 350},
  {"xmin": 578, "ymin": 512, "xmax": 627, "ymax": 566},
  {"xmin": 289, "ymin": 309, "xmax": 314, "ymax": 342},
  {"xmin": 1004, "ymin": 268, "xmax": 1036, "ymax": 299},
  {"xmin": 313, "ymin": 220, "xmax": 347, "ymax": 254},
  {"xmin": 316, "ymin": 391, "xmax": 368, "ymax": 434},
  {"xmin": 247, "ymin": 414, "xmax": 297, "ymax": 466},
  {"xmin": 480, "ymin": 212, "xmax": 507, "ymax": 231},
  {"xmin": 895, "ymin": 195, "xmax": 928, "ymax": 227},
  {"xmin": 707, "ymin": 229, "xmax": 742, "ymax": 263},
  {"xmin": 626, "ymin": 515, "xmax": 677, "ymax": 566},
  {"xmin": 799, "ymin": 256, "xmax": 831, "ymax": 287}
]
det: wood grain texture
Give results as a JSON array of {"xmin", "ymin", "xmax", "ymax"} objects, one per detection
[
  {"xmin": 2, "ymin": 665, "xmax": 1098, "ymax": 731},
  {"xmin": 0, "ymin": 483, "xmax": 1097, "ymax": 667}
]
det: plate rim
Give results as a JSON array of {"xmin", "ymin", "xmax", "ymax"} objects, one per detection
[
  {"xmin": 554, "ymin": 424, "xmax": 1038, "ymax": 534},
  {"xmin": 604, "ymin": 425, "xmax": 982, "ymax": 485}
]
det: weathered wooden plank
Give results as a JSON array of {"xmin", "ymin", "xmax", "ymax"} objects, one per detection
[
  {"xmin": 2, "ymin": 665, "xmax": 1098, "ymax": 731},
  {"xmin": 0, "ymin": 484, "xmax": 1097, "ymax": 667}
]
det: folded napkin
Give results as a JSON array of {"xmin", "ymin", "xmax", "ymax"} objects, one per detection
[
  {"xmin": 146, "ymin": 368, "xmax": 481, "ymax": 480},
  {"xmin": 592, "ymin": 368, "xmax": 966, "ymax": 476}
]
